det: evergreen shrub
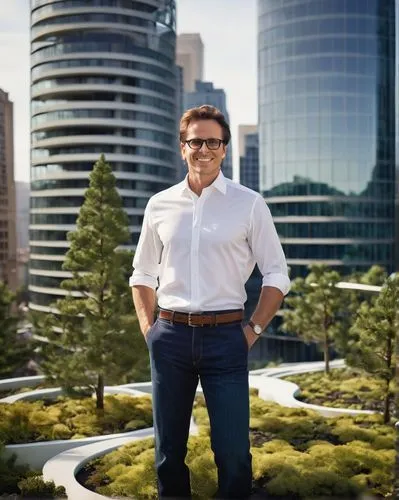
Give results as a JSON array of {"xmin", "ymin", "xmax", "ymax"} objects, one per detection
[{"xmin": 18, "ymin": 475, "xmax": 66, "ymax": 498}]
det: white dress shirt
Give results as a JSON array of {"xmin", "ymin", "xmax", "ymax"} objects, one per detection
[{"xmin": 129, "ymin": 171, "xmax": 290, "ymax": 312}]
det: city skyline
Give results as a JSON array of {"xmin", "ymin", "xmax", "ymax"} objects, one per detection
[{"xmin": 0, "ymin": 0, "xmax": 257, "ymax": 183}]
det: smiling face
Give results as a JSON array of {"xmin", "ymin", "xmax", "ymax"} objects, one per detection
[{"xmin": 180, "ymin": 119, "xmax": 227, "ymax": 179}]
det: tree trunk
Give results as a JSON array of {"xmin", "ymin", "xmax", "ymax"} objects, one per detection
[
  {"xmin": 96, "ymin": 373, "xmax": 104, "ymax": 410},
  {"xmin": 383, "ymin": 379, "xmax": 391, "ymax": 424},
  {"xmin": 324, "ymin": 336, "xmax": 330, "ymax": 374}
]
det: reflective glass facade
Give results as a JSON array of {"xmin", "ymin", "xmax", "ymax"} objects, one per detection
[
  {"xmin": 240, "ymin": 131, "xmax": 259, "ymax": 192},
  {"xmin": 258, "ymin": 0, "xmax": 396, "ymax": 277},
  {"xmin": 30, "ymin": 0, "xmax": 178, "ymax": 311}
]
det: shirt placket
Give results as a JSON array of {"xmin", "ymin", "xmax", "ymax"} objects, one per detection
[{"xmin": 190, "ymin": 193, "xmax": 206, "ymax": 311}]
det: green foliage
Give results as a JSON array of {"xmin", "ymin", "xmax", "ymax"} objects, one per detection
[
  {"xmin": 40, "ymin": 155, "xmax": 148, "ymax": 409},
  {"xmin": 358, "ymin": 265, "xmax": 388, "ymax": 286},
  {"xmin": 347, "ymin": 274, "xmax": 398, "ymax": 423},
  {"xmin": 281, "ymin": 264, "xmax": 347, "ymax": 373},
  {"xmin": 0, "ymin": 442, "xmax": 29, "ymax": 494},
  {"xmin": 0, "ymin": 281, "xmax": 33, "ymax": 378},
  {"xmin": 346, "ymin": 265, "xmax": 388, "ymax": 296},
  {"xmin": 85, "ymin": 438, "xmax": 157, "ymax": 499},
  {"xmin": 0, "ymin": 394, "xmax": 152, "ymax": 444},
  {"xmin": 83, "ymin": 396, "xmax": 395, "ymax": 499},
  {"xmin": 18, "ymin": 475, "xmax": 66, "ymax": 497},
  {"xmin": 187, "ymin": 436, "xmax": 218, "ymax": 498},
  {"xmin": 285, "ymin": 368, "xmax": 395, "ymax": 414}
]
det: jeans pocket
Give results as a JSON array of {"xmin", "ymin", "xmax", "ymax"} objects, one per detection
[
  {"xmin": 239, "ymin": 323, "xmax": 249, "ymax": 351},
  {"xmin": 145, "ymin": 319, "xmax": 158, "ymax": 344}
]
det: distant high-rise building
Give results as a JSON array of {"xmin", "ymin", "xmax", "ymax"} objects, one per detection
[
  {"xmin": 258, "ymin": 0, "xmax": 396, "ymax": 278},
  {"xmin": 15, "ymin": 181, "xmax": 30, "ymax": 249},
  {"xmin": 175, "ymin": 64, "xmax": 186, "ymax": 181},
  {"xmin": 0, "ymin": 89, "xmax": 17, "ymax": 291},
  {"xmin": 30, "ymin": 0, "xmax": 178, "ymax": 312},
  {"xmin": 185, "ymin": 81, "xmax": 233, "ymax": 179},
  {"xmin": 239, "ymin": 125, "xmax": 259, "ymax": 192},
  {"xmin": 176, "ymin": 33, "xmax": 204, "ymax": 92}
]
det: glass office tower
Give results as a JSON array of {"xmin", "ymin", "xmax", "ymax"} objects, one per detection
[
  {"xmin": 29, "ymin": 0, "xmax": 177, "ymax": 311},
  {"xmin": 258, "ymin": 0, "xmax": 396, "ymax": 278},
  {"xmin": 239, "ymin": 128, "xmax": 259, "ymax": 192}
]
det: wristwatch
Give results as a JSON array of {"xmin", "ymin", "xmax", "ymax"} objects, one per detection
[{"xmin": 248, "ymin": 320, "xmax": 263, "ymax": 336}]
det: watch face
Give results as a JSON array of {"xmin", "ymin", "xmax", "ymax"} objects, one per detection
[{"xmin": 254, "ymin": 324, "xmax": 262, "ymax": 335}]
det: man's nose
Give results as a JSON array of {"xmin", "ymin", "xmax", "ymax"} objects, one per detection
[{"xmin": 199, "ymin": 141, "xmax": 209, "ymax": 152}]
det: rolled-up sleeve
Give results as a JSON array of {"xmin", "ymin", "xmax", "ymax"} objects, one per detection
[
  {"xmin": 129, "ymin": 198, "xmax": 163, "ymax": 289},
  {"xmin": 248, "ymin": 195, "xmax": 291, "ymax": 296}
]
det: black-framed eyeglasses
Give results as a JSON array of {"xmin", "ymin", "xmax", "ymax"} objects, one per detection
[{"xmin": 184, "ymin": 138, "xmax": 225, "ymax": 150}]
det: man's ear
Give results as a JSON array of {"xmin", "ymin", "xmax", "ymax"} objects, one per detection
[{"xmin": 180, "ymin": 142, "xmax": 186, "ymax": 160}]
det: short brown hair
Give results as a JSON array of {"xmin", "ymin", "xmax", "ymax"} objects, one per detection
[{"xmin": 179, "ymin": 105, "xmax": 231, "ymax": 145}]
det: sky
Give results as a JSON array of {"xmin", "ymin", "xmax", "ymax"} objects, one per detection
[{"xmin": 0, "ymin": 0, "xmax": 257, "ymax": 182}]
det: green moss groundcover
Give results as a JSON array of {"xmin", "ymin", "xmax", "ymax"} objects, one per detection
[
  {"xmin": 0, "ymin": 394, "xmax": 152, "ymax": 444},
  {"xmin": 82, "ymin": 395, "xmax": 395, "ymax": 499},
  {"xmin": 284, "ymin": 368, "xmax": 396, "ymax": 413}
]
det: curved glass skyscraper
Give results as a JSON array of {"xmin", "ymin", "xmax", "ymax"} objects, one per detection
[
  {"xmin": 29, "ymin": 0, "xmax": 177, "ymax": 311},
  {"xmin": 258, "ymin": 0, "xmax": 396, "ymax": 278}
]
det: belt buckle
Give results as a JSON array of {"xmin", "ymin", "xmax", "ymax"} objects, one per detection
[{"xmin": 188, "ymin": 312, "xmax": 202, "ymax": 327}]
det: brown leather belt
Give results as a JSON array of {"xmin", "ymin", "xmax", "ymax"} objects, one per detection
[{"xmin": 158, "ymin": 309, "xmax": 244, "ymax": 327}]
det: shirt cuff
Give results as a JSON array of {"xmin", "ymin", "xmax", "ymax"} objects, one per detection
[
  {"xmin": 129, "ymin": 271, "xmax": 158, "ymax": 289},
  {"xmin": 262, "ymin": 273, "xmax": 291, "ymax": 296}
]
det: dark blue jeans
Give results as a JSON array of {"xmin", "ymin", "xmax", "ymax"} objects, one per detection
[{"xmin": 146, "ymin": 315, "xmax": 252, "ymax": 499}]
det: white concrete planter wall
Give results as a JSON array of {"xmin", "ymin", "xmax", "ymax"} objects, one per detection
[
  {"xmin": 43, "ymin": 430, "xmax": 154, "ymax": 500},
  {"xmin": 0, "ymin": 385, "xmax": 148, "ymax": 404},
  {"xmin": 250, "ymin": 375, "xmax": 374, "ymax": 418},
  {"xmin": 1, "ymin": 385, "xmax": 151, "ymax": 469},
  {"xmin": 0, "ymin": 374, "xmax": 45, "ymax": 391},
  {"xmin": 5, "ymin": 426, "xmax": 155, "ymax": 471},
  {"xmin": 249, "ymin": 359, "xmax": 374, "ymax": 417},
  {"xmin": 42, "ymin": 416, "xmax": 198, "ymax": 499}
]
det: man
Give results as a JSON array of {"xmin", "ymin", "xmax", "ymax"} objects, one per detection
[{"xmin": 130, "ymin": 105, "xmax": 290, "ymax": 499}]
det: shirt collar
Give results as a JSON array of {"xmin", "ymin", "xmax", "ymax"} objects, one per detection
[{"xmin": 180, "ymin": 170, "xmax": 227, "ymax": 196}]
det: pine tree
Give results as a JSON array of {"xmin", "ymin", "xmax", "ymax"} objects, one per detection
[
  {"xmin": 345, "ymin": 265, "xmax": 387, "ymax": 310},
  {"xmin": 41, "ymin": 155, "xmax": 147, "ymax": 409},
  {"xmin": 347, "ymin": 274, "xmax": 398, "ymax": 423},
  {"xmin": 281, "ymin": 264, "xmax": 346, "ymax": 373},
  {"xmin": 346, "ymin": 265, "xmax": 388, "ymax": 288},
  {"xmin": 0, "ymin": 282, "xmax": 32, "ymax": 378},
  {"xmin": 335, "ymin": 265, "xmax": 388, "ymax": 355}
]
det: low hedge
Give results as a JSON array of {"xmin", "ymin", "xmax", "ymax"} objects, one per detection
[
  {"xmin": 284, "ymin": 368, "xmax": 395, "ymax": 413},
  {"xmin": 0, "ymin": 443, "xmax": 65, "ymax": 497},
  {"xmin": 0, "ymin": 394, "xmax": 152, "ymax": 444},
  {"xmin": 0, "ymin": 442, "xmax": 29, "ymax": 494},
  {"xmin": 82, "ymin": 396, "xmax": 395, "ymax": 499},
  {"xmin": 18, "ymin": 475, "xmax": 66, "ymax": 498}
]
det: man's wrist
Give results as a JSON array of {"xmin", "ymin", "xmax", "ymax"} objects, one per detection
[
  {"xmin": 142, "ymin": 321, "xmax": 154, "ymax": 336},
  {"xmin": 247, "ymin": 320, "xmax": 263, "ymax": 335}
]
